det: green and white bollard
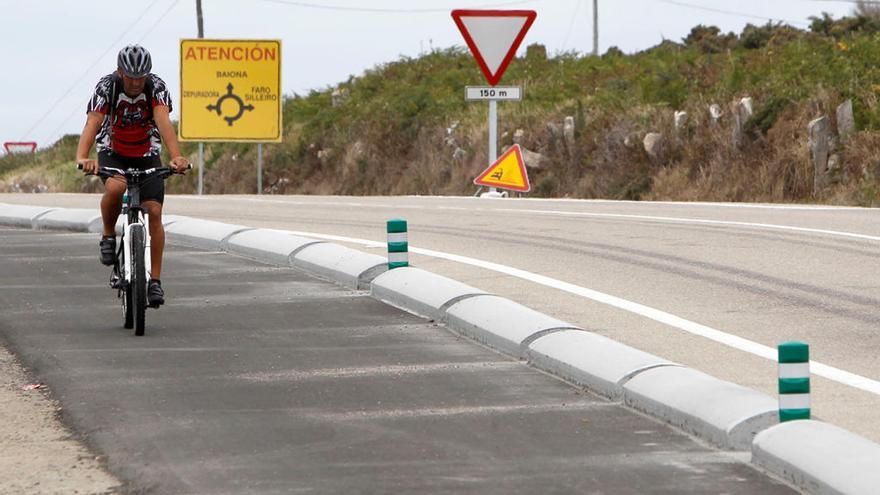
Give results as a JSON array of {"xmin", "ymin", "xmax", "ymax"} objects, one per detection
[
  {"xmin": 778, "ymin": 341, "xmax": 810, "ymax": 422},
  {"xmin": 387, "ymin": 219, "xmax": 408, "ymax": 269}
]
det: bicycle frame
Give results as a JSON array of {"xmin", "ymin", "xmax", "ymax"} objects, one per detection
[{"xmin": 117, "ymin": 168, "xmax": 159, "ymax": 285}]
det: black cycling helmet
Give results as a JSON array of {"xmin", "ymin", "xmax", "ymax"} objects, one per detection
[{"xmin": 117, "ymin": 44, "xmax": 152, "ymax": 78}]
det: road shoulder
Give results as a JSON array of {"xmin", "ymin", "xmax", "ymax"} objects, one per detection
[{"xmin": 0, "ymin": 342, "xmax": 120, "ymax": 494}]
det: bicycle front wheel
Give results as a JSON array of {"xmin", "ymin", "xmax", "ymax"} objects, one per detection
[{"xmin": 130, "ymin": 226, "xmax": 147, "ymax": 336}]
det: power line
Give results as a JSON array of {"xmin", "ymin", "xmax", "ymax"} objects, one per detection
[
  {"xmin": 138, "ymin": 0, "xmax": 183, "ymax": 43},
  {"xmin": 257, "ymin": 0, "xmax": 539, "ymax": 13},
  {"xmin": 46, "ymin": 0, "xmax": 184, "ymax": 143},
  {"xmin": 20, "ymin": 0, "xmax": 164, "ymax": 141},
  {"xmin": 561, "ymin": 0, "xmax": 583, "ymax": 50},
  {"xmin": 656, "ymin": 0, "xmax": 810, "ymax": 26}
]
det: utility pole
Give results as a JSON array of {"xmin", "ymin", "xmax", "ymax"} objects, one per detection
[
  {"xmin": 592, "ymin": 0, "xmax": 598, "ymax": 56},
  {"xmin": 196, "ymin": 0, "xmax": 204, "ymax": 38},
  {"xmin": 196, "ymin": 0, "xmax": 204, "ymax": 195}
]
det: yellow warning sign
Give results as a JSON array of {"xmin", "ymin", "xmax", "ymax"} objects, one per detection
[
  {"xmin": 179, "ymin": 39, "xmax": 282, "ymax": 142},
  {"xmin": 473, "ymin": 144, "xmax": 530, "ymax": 192}
]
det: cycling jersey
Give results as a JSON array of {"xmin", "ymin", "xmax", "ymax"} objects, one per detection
[{"xmin": 86, "ymin": 73, "xmax": 172, "ymax": 157}]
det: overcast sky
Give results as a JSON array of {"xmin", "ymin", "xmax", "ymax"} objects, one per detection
[{"xmin": 0, "ymin": 0, "xmax": 855, "ymax": 150}]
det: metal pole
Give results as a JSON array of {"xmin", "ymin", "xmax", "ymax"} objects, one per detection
[
  {"xmin": 257, "ymin": 143, "xmax": 263, "ymax": 194},
  {"xmin": 196, "ymin": 0, "xmax": 204, "ymax": 38},
  {"xmin": 592, "ymin": 0, "xmax": 599, "ymax": 56},
  {"xmin": 196, "ymin": 0, "xmax": 204, "ymax": 195},
  {"xmin": 488, "ymin": 99, "xmax": 498, "ymax": 194},
  {"xmin": 197, "ymin": 143, "xmax": 204, "ymax": 195}
]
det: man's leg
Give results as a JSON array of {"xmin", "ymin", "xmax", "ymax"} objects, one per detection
[
  {"xmin": 99, "ymin": 176, "xmax": 126, "ymax": 265},
  {"xmin": 143, "ymin": 200, "xmax": 164, "ymax": 279},
  {"xmin": 143, "ymin": 200, "xmax": 166, "ymax": 307},
  {"xmin": 101, "ymin": 176, "xmax": 126, "ymax": 236}
]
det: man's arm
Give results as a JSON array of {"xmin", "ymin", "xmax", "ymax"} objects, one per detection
[
  {"xmin": 75, "ymin": 111, "xmax": 105, "ymax": 173},
  {"xmin": 153, "ymin": 105, "xmax": 189, "ymax": 171}
]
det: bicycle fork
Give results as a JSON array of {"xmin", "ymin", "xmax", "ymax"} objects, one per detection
[{"xmin": 122, "ymin": 215, "xmax": 152, "ymax": 284}]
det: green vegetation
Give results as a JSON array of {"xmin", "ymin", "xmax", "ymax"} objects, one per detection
[{"xmin": 7, "ymin": 13, "xmax": 880, "ymax": 204}]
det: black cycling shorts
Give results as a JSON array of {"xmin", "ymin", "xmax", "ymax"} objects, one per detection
[{"xmin": 98, "ymin": 151, "xmax": 165, "ymax": 205}]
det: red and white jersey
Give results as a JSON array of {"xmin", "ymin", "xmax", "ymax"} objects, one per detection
[{"xmin": 87, "ymin": 73, "xmax": 172, "ymax": 157}]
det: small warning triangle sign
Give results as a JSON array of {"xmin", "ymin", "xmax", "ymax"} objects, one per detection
[
  {"xmin": 451, "ymin": 10, "xmax": 537, "ymax": 86},
  {"xmin": 474, "ymin": 144, "xmax": 530, "ymax": 192}
]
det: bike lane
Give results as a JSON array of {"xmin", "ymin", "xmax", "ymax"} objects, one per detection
[{"xmin": 0, "ymin": 228, "xmax": 795, "ymax": 494}]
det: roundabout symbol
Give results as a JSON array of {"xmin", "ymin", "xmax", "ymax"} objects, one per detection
[{"xmin": 206, "ymin": 83, "xmax": 254, "ymax": 126}]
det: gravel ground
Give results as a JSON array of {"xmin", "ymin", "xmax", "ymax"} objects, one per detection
[{"xmin": 0, "ymin": 344, "xmax": 120, "ymax": 494}]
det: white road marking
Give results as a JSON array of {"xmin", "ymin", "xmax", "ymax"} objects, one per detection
[
  {"xmin": 281, "ymin": 228, "xmax": 880, "ymax": 397},
  {"xmin": 499, "ymin": 209, "xmax": 880, "ymax": 243},
  {"xmin": 186, "ymin": 194, "xmax": 867, "ymax": 211},
  {"xmin": 194, "ymin": 196, "xmax": 880, "ymax": 242}
]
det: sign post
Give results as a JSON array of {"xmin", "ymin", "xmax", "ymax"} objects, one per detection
[
  {"xmin": 257, "ymin": 142, "xmax": 263, "ymax": 194},
  {"xmin": 179, "ymin": 39, "xmax": 282, "ymax": 194},
  {"xmin": 451, "ymin": 10, "xmax": 536, "ymax": 197}
]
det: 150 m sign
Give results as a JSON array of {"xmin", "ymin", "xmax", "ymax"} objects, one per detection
[
  {"xmin": 464, "ymin": 86, "xmax": 522, "ymax": 101},
  {"xmin": 179, "ymin": 39, "xmax": 282, "ymax": 142}
]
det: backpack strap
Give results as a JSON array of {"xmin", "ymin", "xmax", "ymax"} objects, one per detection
[
  {"xmin": 107, "ymin": 74, "xmax": 122, "ymax": 152},
  {"xmin": 144, "ymin": 76, "xmax": 155, "ymax": 122}
]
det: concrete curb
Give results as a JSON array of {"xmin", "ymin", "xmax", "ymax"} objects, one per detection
[
  {"xmin": 0, "ymin": 203, "xmax": 58, "ymax": 229},
  {"xmin": 225, "ymin": 229, "xmax": 323, "ymax": 266},
  {"xmin": 32, "ymin": 208, "xmax": 101, "ymax": 232},
  {"xmin": 445, "ymin": 294, "xmax": 581, "ymax": 358},
  {"xmin": 527, "ymin": 330, "xmax": 680, "ymax": 401},
  {"xmin": 161, "ymin": 214, "xmax": 189, "ymax": 227},
  {"xmin": 370, "ymin": 267, "xmax": 488, "ymax": 322},
  {"xmin": 164, "ymin": 218, "xmax": 253, "ymax": 251},
  {"xmin": 293, "ymin": 242, "xmax": 387, "ymax": 290},
  {"xmin": 752, "ymin": 420, "xmax": 880, "ymax": 495},
  {"xmin": 623, "ymin": 365, "xmax": 778, "ymax": 450}
]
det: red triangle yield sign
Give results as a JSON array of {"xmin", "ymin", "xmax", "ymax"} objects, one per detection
[{"xmin": 451, "ymin": 10, "xmax": 537, "ymax": 86}]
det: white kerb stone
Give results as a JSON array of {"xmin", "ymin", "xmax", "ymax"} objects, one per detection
[
  {"xmin": 33, "ymin": 208, "xmax": 101, "ymax": 232},
  {"xmin": 753, "ymin": 420, "xmax": 880, "ymax": 495},
  {"xmin": 0, "ymin": 203, "xmax": 57, "ymax": 228},
  {"xmin": 528, "ymin": 330, "xmax": 678, "ymax": 400},
  {"xmin": 165, "ymin": 218, "xmax": 253, "ymax": 251},
  {"xmin": 624, "ymin": 366, "xmax": 778, "ymax": 450},
  {"xmin": 226, "ymin": 229, "xmax": 322, "ymax": 266},
  {"xmin": 371, "ymin": 267, "xmax": 488, "ymax": 321},
  {"xmin": 293, "ymin": 243, "xmax": 387, "ymax": 290},
  {"xmin": 445, "ymin": 295, "xmax": 580, "ymax": 358}
]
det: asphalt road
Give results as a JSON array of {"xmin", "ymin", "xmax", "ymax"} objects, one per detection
[
  {"xmin": 0, "ymin": 228, "xmax": 795, "ymax": 494},
  {"xmin": 4, "ymin": 193, "xmax": 878, "ymax": 444}
]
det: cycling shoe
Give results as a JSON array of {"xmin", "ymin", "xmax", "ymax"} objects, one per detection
[
  {"xmin": 148, "ymin": 279, "xmax": 165, "ymax": 308},
  {"xmin": 99, "ymin": 237, "xmax": 116, "ymax": 266}
]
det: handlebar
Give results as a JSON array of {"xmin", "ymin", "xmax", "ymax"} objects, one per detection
[{"xmin": 77, "ymin": 162, "xmax": 192, "ymax": 179}]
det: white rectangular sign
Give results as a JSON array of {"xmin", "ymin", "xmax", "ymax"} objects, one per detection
[{"xmin": 465, "ymin": 86, "xmax": 522, "ymax": 101}]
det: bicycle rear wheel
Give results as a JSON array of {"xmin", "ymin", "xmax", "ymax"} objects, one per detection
[{"xmin": 130, "ymin": 226, "xmax": 147, "ymax": 336}]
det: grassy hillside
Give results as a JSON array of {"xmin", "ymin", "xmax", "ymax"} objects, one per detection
[{"xmin": 7, "ymin": 13, "xmax": 880, "ymax": 204}]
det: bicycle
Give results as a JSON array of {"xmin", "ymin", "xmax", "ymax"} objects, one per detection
[{"xmin": 78, "ymin": 162, "xmax": 190, "ymax": 336}]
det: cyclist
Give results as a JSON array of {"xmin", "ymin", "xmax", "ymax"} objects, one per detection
[{"xmin": 75, "ymin": 44, "xmax": 189, "ymax": 307}]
